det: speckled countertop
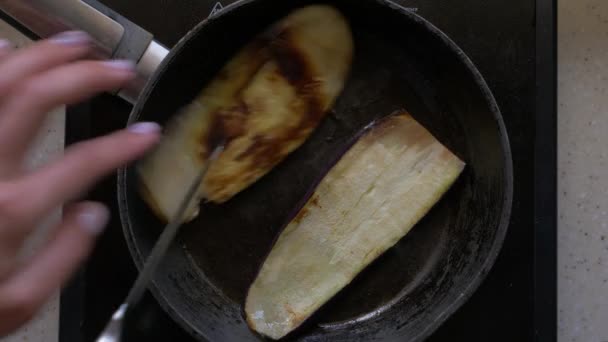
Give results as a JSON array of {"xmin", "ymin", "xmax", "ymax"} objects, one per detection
[
  {"xmin": 0, "ymin": 0, "xmax": 604, "ymax": 341},
  {"xmin": 558, "ymin": 0, "xmax": 608, "ymax": 341},
  {"xmin": 0, "ymin": 21, "xmax": 63, "ymax": 342}
]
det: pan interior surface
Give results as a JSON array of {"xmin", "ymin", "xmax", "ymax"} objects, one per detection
[{"xmin": 120, "ymin": 0, "xmax": 512, "ymax": 341}]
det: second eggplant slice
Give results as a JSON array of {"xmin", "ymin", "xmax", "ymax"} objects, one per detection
[
  {"xmin": 245, "ymin": 113, "xmax": 465, "ymax": 339},
  {"xmin": 137, "ymin": 5, "xmax": 353, "ymax": 221}
]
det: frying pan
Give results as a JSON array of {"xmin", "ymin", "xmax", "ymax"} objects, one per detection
[{"xmin": 1, "ymin": 0, "xmax": 513, "ymax": 340}]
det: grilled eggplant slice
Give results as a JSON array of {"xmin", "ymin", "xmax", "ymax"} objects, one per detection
[
  {"xmin": 245, "ymin": 113, "xmax": 465, "ymax": 339},
  {"xmin": 137, "ymin": 5, "xmax": 353, "ymax": 221}
]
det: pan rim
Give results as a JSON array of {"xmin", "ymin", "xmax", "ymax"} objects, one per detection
[
  {"xmin": 117, "ymin": 0, "xmax": 514, "ymax": 340},
  {"xmin": 378, "ymin": 1, "xmax": 514, "ymax": 340}
]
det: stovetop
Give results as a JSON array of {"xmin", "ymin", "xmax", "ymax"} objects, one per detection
[{"xmin": 59, "ymin": 0, "xmax": 556, "ymax": 341}]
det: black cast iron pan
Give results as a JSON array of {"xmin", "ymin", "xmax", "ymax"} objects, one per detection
[
  {"xmin": 120, "ymin": 0, "xmax": 513, "ymax": 340},
  {"xmin": 1, "ymin": 0, "xmax": 513, "ymax": 340}
]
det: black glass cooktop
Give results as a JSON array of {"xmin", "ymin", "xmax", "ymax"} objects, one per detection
[{"xmin": 59, "ymin": 0, "xmax": 556, "ymax": 341}]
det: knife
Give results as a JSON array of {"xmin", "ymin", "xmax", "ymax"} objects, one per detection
[{"xmin": 96, "ymin": 143, "xmax": 225, "ymax": 342}]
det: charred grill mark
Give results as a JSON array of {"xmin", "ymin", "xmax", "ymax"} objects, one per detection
[
  {"xmin": 270, "ymin": 29, "xmax": 326, "ymax": 138},
  {"xmin": 292, "ymin": 206, "xmax": 310, "ymax": 224},
  {"xmin": 232, "ymin": 28, "xmax": 328, "ymax": 169},
  {"xmin": 236, "ymin": 134, "xmax": 288, "ymax": 170},
  {"xmin": 220, "ymin": 101, "xmax": 250, "ymax": 139},
  {"xmin": 292, "ymin": 195, "xmax": 321, "ymax": 224},
  {"xmin": 207, "ymin": 27, "xmax": 331, "ymax": 188},
  {"xmin": 270, "ymin": 30, "xmax": 307, "ymax": 86},
  {"xmin": 284, "ymin": 304, "xmax": 303, "ymax": 324},
  {"xmin": 199, "ymin": 42, "xmax": 271, "ymax": 159},
  {"xmin": 206, "ymin": 101, "xmax": 250, "ymax": 151},
  {"xmin": 269, "ymin": 28, "xmax": 324, "ymax": 121},
  {"xmin": 237, "ymin": 134, "xmax": 264, "ymax": 160}
]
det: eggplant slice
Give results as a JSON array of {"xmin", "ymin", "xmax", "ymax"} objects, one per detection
[
  {"xmin": 245, "ymin": 113, "xmax": 465, "ymax": 340},
  {"xmin": 137, "ymin": 5, "xmax": 354, "ymax": 221}
]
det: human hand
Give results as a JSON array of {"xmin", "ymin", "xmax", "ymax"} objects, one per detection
[{"xmin": 0, "ymin": 31, "xmax": 161, "ymax": 335}]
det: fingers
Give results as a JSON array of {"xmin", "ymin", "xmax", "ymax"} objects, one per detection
[
  {"xmin": 0, "ymin": 202, "xmax": 108, "ymax": 335},
  {"xmin": 0, "ymin": 59, "xmax": 136, "ymax": 164},
  {"xmin": 0, "ymin": 32, "xmax": 155, "ymax": 335},
  {"xmin": 0, "ymin": 39, "xmax": 14, "ymax": 60},
  {"xmin": 20, "ymin": 123, "xmax": 161, "ymax": 219},
  {"xmin": 0, "ymin": 31, "xmax": 92, "ymax": 100}
]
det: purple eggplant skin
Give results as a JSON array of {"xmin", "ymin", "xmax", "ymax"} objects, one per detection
[
  {"xmin": 244, "ymin": 112, "xmax": 466, "ymax": 339},
  {"xmin": 242, "ymin": 116, "xmax": 379, "ymax": 339}
]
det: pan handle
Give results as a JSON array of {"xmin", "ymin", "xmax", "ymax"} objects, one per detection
[{"xmin": 0, "ymin": 0, "xmax": 169, "ymax": 103}]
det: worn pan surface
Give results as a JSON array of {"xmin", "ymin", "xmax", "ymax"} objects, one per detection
[{"xmin": 117, "ymin": 0, "xmax": 513, "ymax": 340}]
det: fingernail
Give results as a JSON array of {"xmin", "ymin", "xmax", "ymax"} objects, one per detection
[
  {"xmin": 50, "ymin": 30, "xmax": 90, "ymax": 46},
  {"xmin": 128, "ymin": 122, "xmax": 162, "ymax": 135},
  {"xmin": 0, "ymin": 39, "xmax": 13, "ymax": 50},
  {"xmin": 78, "ymin": 205, "xmax": 109, "ymax": 236},
  {"xmin": 102, "ymin": 59, "xmax": 136, "ymax": 72}
]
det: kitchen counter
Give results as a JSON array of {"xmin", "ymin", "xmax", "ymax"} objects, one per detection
[
  {"xmin": 0, "ymin": 22, "xmax": 63, "ymax": 342},
  {"xmin": 558, "ymin": 0, "xmax": 608, "ymax": 341},
  {"xmin": 0, "ymin": 0, "xmax": 603, "ymax": 341}
]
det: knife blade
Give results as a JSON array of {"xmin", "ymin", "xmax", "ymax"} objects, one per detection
[{"xmin": 96, "ymin": 143, "xmax": 225, "ymax": 342}]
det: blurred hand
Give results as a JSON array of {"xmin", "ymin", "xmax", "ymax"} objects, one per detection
[{"xmin": 0, "ymin": 31, "xmax": 161, "ymax": 335}]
